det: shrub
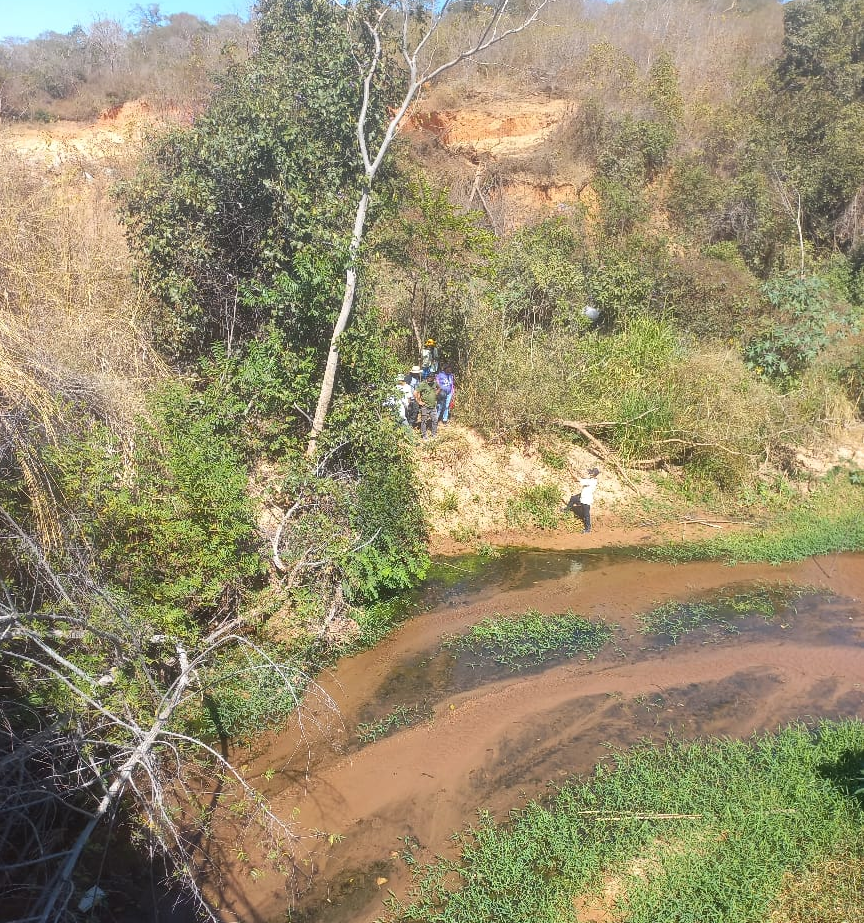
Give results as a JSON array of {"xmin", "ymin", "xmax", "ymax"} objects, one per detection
[
  {"xmin": 743, "ymin": 274, "xmax": 860, "ymax": 387},
  {"xmin": 505, "ymin": 483, "xmax": 563, "ymax": 529},
  {"xmin": 665, "ymin": 157, "xmax": 724, "ymax": 242},
  {"xmin": 50, "ymin": 385, "xmax": 263, "ymax": 633}
]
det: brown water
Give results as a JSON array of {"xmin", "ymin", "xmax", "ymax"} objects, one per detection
[{"xmin": 209, "ymin": 550, "xmax": 864, "ymax": 923}]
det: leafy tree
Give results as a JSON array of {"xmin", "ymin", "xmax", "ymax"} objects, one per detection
[
  {"xmin": 48, "ymin": 387, "xmax": 263, "ymax": 633},
  {"xmin": 374, "ymin": 177, "xmax": 494, "ymax": 365},
  {"xmin": 764, "ymin": 0, "xmax": 864, "ymax": 246},
  {"xmin": 118, "ymin": 0, "xmax": 381, "ymax": 359},
  {"xmin": 491, "ymin": 219, "xmax": 588, "ymax": 334},
  {"xmin": 301, "ymin": 0, "xmax": 555, "ymax": 455}
]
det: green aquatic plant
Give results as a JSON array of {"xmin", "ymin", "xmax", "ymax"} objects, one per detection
[
  {"xmin": 637, "ymin": 585, "xmax": 809, "ymax": 643},
  {"xmin": 383, "ymin": 721, "xmax": 864, "ymax": 923},
  {"xmin": 443, "ymin": 609, "xmax": 613, "ymax": 667},
  {"xmin": 356, "ymin": 704, "xmax": 423, "ymax": 743}
]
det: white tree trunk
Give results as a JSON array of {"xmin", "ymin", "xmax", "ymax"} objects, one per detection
[{"xmin": 306, "ymin": 188, "xmax": 371, "ymax": 456}]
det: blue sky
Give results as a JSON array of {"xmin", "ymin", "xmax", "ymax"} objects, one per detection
[{"xmin": 2, "ymin": 1, "xmax": 252, "ymax": 41}]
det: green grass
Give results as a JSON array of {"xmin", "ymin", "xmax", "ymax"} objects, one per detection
[
  {"xmin": 505, "ymin": 483, "xmax": 563, "ymax": 530},
  {"xmin": 637, "ymin": 585, "xmax": 810, "ymax": 643},
  {"xmin": 356, "ymin": 704, "xmax": 423, "ymax": 743},
  {"xmin": 645, "ymin": 475, "xmax": 864, "ymax": 565},
  {"xmin": 443, "ymin": 609, "xmax": 614, "ymax": 667},
  {"xmin": 383, "ymin": 721, "xmax": 864, "ymax": 923}
]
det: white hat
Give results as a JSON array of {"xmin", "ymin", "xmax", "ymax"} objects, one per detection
[{"xmin": 411, "ymin": 365, "xmax": 422, "ymax": 374}]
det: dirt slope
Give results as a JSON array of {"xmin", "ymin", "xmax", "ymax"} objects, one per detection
[
  {"xmin": 414, "ymin": 421, "xmax": 864, "ymax": 555},
  {"xmin": 1, "ymin": 99, "xmax": 185, "ymax": 171}
]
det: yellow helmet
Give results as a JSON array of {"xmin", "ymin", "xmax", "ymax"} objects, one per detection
[{"xmin": 425, "ymin": 338, "xmax": 436, "ymax": 346}]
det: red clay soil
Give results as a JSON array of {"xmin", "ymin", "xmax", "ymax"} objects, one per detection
[{"xmin": 208, "ymin": 552, "xmax": 864, "ymax": 923}]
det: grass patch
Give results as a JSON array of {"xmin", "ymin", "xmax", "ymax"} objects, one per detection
[
  {"xmin": 356, "ymin": 703, "xmax": 423, "ymax": 743},
  {"xmin": 383, "ymin": 721, "xmax": 864, "ymax": 923},
  {"xmin": 646, "ymin": 474, "xmax": 864, "ymax": 564},
  {"xmin": 505, "ymin": 483, "xmax": 563, "ymax": 530},
  {"xmin": 637, "ymin": 585, "xmax": 810, "ymax": 643},
  {"xmin": 443, "ymin": 609, "xmax": 613, "ymax": 668}
]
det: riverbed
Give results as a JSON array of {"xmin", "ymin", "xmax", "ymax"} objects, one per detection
[{"xmin": 212, "ymin": 549, "xmax": 864, "ymax": 923}]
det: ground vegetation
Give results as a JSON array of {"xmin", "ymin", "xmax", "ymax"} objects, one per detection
[
  {"xmin": 2, "ymin": 0, "xmax": 864, "ymax": 918},
  {"xmin": 384, "ymin": 721, "xmax": 864, "ymax": 923}
]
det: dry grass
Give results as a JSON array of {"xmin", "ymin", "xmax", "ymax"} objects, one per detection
[
  {"xmin": 0, "ymin": 145, "xmax": 164, "ymax": 546},
  {"xmin": 768, "ymin": 856, "xmax": 864, "ymax": 923}
]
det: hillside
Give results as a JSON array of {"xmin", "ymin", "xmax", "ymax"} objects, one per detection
[{"xmin": 2, "ymin": 0, "xmax": 864, "ymax": 919}]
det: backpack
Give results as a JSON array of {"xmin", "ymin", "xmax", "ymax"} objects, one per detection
[{"xmin": 435, "ymin": 371, "xmax": 450, "ymax": 392}]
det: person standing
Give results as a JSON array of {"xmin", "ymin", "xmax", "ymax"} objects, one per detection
[
  {"xmin": 414, "ymin": 376, "xmax": 439, "ymax": 439},
  {"xmin": 407, "ymin": 365, "xmax": 423, "ymax": 390},
  {"xmin": 434, "ymin": 367, "xmax": 453, "ymax": 423},
  {"xmin": 439, "ymin": 365, "xmax": 455, "ymax": 423},
  {"xmin": 395, "ymin": 374, "xmax": 413, "ymax": 429},
  {"xmin": 564, "ymin": 467, "xmax": 599, "ymax": 533},
  {"xmin": 421, "ymin": 338, "xmax": 439, "ymax": 379}
]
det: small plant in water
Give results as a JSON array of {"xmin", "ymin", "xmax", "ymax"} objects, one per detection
[
  {"xmin": 356, "ymin": 703, "xmax": 422, "ymax": 743},
  {"xmin": 475, "ymin": 541, "xmax": 501, "ymax": 559},
  {"xmin": 637, "ymin": 585, "xmax": 811, "ymax": 643},
  {"xmin": 444, "ymin": 609, "xmax": 613, "ymax": 668}
]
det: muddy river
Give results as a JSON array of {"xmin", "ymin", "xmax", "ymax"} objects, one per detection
[{"xmin": 212, "ymin": 549, "xmax": 864, "ymax": 923}]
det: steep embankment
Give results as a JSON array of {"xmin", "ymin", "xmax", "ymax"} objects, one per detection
[
  {"xmin": 4, "ymin": 102, "xmax": 861, "ymax": 557},
  {"xmin": 406, "ymin": 92, "xmax": 596, "ymax": 229},
  {"xmin": 2, "ymin": 99, "xmax": 187, "ymax": 169},
  {"xmin": 413, "ymin": 420, "xmax": 864, "ymax": 555}
]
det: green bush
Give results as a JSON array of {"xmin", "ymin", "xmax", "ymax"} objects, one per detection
[
  {"xmin": 50, "ymin": 385, "xmax": 263, "ymax": 634},
  {"xmin": 505, "ymin": 483, "xmax": 563, "ymax": 529},
  {"xmin": 490, "ymin": 219, "xmax": 588, "ymax": 333},
  {"xmin": 743, "ymin": 274, "xmax": 860, "ymax": 387},
  {"xmin": 665, "ymin": 157, "xmax": 725, "ymax": 241}
]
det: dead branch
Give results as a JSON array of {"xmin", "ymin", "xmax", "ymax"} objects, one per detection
[
  {"xmin": 1, "ymin": 513, "xmax": 336, "ymax": 922},
  {"xmin": 557, "ymin": 420, "xmax": 638, "ymax": 491}
]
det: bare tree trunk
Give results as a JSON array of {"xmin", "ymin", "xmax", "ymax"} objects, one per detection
[
  {"xmin": 411, "ymin": 314, "xmax": 424, "ymax": 357},
  {"xmin": 306, "ymin": 189, "xmax": 370, "ymax": 457},
  {"xmin": 795, "ymin": 190, "xmax": 805, "ymax": 279}
]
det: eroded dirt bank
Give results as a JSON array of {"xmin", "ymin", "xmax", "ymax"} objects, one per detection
[{"xmin": 212, "ymin": 551, "xmax": 864, "ymax": 923}]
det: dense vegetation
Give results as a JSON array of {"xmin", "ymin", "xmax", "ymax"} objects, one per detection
[
  {"xmin": 373, "ymin": 0, "xmax": 864, "ymax": 492},
  {"xmin": 385, "ymin": 721, "xmax": 864, "ymax": 923},
  {"xmin": 1, "ymin": 0, "xmax": 863, "ymax": 918},
  {"xmin": 0, "ymin": 9, "xmax": 253, "ymax": 120}
]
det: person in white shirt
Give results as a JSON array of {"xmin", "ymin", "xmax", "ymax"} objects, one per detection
[
  {"xmin": 563, "ymin": 467, "xmax": 599, "ymax": 533},
  {"xmin": 395, "ymin": 374, "xmax": 413, "ymax": 428}
]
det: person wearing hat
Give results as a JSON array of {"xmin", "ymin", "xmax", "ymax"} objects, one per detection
[
  {"xmin": 405, "ymin": 367, "xmax": 422, "ymax": 425},
  {"xmin": 563, "ymin": 467, "xmax": 600, "ymax": 533},
  {"xmin": 413, "ymin": 374, "xmax": 439, "ymax": 439},
  {"xmin": 421, "ymin": 338, "xmax": 439, "ymax": 380}
]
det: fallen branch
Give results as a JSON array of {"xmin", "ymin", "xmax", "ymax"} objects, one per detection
[
  {"xmin": 557, "ymin": 420, "xmax": 638, "ymax": 492},
  {"xmin": 681, "ymin": 518, "xmax": 752, "ymax": 526}
]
